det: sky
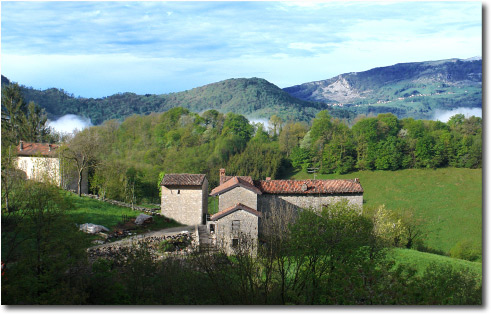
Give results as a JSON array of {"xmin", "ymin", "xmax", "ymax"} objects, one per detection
[{"xmin": 1, "ymin": 1, "xmax": 482, "ymax": 98}]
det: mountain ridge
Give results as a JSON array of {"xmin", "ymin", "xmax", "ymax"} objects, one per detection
[
  {"xmin": 1, "ymin": 57, "xmax": 481, "ymax": 125},
  {"xmin": 283, "ymin": 58, "xmax": 482, "ymax": 117}
]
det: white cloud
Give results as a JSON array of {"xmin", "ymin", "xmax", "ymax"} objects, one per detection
[
  {"xmin": 433, "ymin": 107, "xmax": 482, "ymax": 123},
  {"xmin": 1, "ymin": 1, "xmax": 482, "ymax": 97},
  {"xmin": 48, "ymin": 114, "xmax": 93, "ymax": 134}
]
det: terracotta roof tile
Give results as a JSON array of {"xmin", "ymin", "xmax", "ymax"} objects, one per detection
[
  {"xmin": 210, "ymin": 203, "xmax": 262, "ymax": 221},
  {"xmin": 221, "ymin": 175, "xmax": 253, "ymax": 185},
  {"xmin": 210, "ymin": 176, "xmax": 262, "ymax": 196},
  {"xmin": 16, "ymin": 142, "xmax": 59, "ymax": 157},
  {"xmin": 254, "ymin": 179, "xmax": 363, "ymax": 194},
  {"xmin": 161, "ymin": 174, "xmax": 206, "ymax": 186}
]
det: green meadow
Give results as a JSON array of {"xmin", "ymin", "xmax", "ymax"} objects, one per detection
[
  {"xmin": 63, "ymin": 191, "xmax": 180, "ymax": 232},
  {"xmin": 389, "ymin": 248, "xmax": 482, "ymax": 279},
  {"xmin": 289, "ymin": 168, "xmax": 482, "ymax": 255}
]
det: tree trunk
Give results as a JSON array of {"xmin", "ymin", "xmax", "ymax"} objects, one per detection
[{"xmin": 78, "ymin": 169, "xmax": 83, "ymax": 196}]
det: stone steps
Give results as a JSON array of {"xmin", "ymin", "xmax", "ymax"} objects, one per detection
[{"xmin": 198, "ymin": 225, "xmax": 217, "ymax": 252}]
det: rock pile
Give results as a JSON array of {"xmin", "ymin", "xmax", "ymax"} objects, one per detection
[{"xmin": 87, "ymin": 232, "xmax": 197, "ymax": 262}]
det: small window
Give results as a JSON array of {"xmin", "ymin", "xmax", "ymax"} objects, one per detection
[
  {"xmin": 177, "ymin": 190, "xmax": 180, "ymax": 195},
  {"xmin": 232, "ymin": 238, "xmax": 239, "ymax": 247},
  {"xmin": 210, "ymin": 224, "xmax": 215, "ymax": 233},
  {"xmin": 232, "ymin": 220, "xmax": 240, "ymax": 232}
]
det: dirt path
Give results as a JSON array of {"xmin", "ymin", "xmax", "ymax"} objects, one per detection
[{"xmin": 91, "ymin": 225, "xmax": 196, "ymax": 249}]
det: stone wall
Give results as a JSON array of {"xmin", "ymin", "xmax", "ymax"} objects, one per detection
[
  {"xmin": 258, "ymin": 193, "xmax": 363, "ymax": 215},
  {"xmin": 215, "ymin": 209, "xmax": 259, "ymax": 255},
  {"xmin": 161, "ymin": 184, "xmax": 205, "ymax": 226},
  {"xmin": 218, "ymin": 186, "xmax": 258, "ymax": 211}
]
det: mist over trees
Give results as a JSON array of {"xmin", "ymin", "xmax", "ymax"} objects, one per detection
[{"xmin": 47, "ymin": 107, "xmax": 480, "ymax": 205}]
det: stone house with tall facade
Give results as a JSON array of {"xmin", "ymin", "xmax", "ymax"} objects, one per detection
[
  {"xmin": 15, "ymin": 141, "xmax": 87, "ymax": 193},
  {"xmin": 160, "ymin": 173, "xmax": 208, "ymax": 225}
]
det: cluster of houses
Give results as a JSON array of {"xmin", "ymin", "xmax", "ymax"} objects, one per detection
[
  {"xmin": 14, "ymin": 141, "xmax": 364, "ymax": 255},
  {"xmin": 161, "ymin": 169, "xmax": 363, "ymax": 254}
]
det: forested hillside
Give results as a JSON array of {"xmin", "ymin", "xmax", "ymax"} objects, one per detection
[
  {"xmin": 53, "ymin": 107, "xmax": 481, "ymax": 206},
  {"xmin": 284, "ymin": 58, "xmax": 482, "ymax": 119},
  {"xmin": 2, "ymin": 76, "xmax": 352, "ymax": 125},
  {"xmin": 3, "ymin": 58, "xmax": 480, "ymax": 126}
]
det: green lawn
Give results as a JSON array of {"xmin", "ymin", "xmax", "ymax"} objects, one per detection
[
  {"xmin": 287, "ymin": 168, "xmax": 482, "ymax": 254},
  {"xmin": 389, "ymin": 248, "xmax": 482, "ymax": 280},
  {"xmin": 62, "ymin": 191, "xmax": 180, "ymax": 231}
]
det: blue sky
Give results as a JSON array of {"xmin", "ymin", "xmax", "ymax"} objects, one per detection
[{"xmin": 1, "ymin": 1, "xmax": 482, "ymax": 98}]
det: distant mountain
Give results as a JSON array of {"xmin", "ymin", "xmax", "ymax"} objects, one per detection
[
  {"xmin": 2, "ymin": 57, "xmax": 481, "ymax": 125},
  {"xmin": 1, "ymin": 76, "xmax": 353, "ymax": 125},
  {"xmin": 284, "ymin": 58, "xmax": 482, "ymax": 119}
]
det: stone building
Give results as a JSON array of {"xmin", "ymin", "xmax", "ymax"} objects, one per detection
[
  {"xmin": 160, "ymin": 173, "xmax": 208, "ymax": 225},
  {"xmin": 15, "ymin": 141, "xmax": 87, "ymax": 193},
  {"xmin": 209, "ymin": 203, "xmax": 262, "ymax": 255},
  {"xmin": 208, "ymin": 169, "xmax": 364, "ymax": 254}
]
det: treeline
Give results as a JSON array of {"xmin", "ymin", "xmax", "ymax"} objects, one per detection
[
  {"xmin": 62, "ymin": 107, "xmax": 481, "ymax": 204},
  {"xmin": 1, "ymin": 186, "xmax": 482, "ymax": 305},
  {"xmin": 290, "ymin": 110, "xmax": 482, "ymax": 175}
]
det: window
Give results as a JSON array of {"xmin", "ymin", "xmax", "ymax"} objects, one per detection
[
  {"xmin": 232, "ymin": 238, "xmax": 239, "ymax": 247},
  {"xmin": 177, "ymin": 190, "xmax": 180, "ymax": 195},
  {"xmin": 210, "ymin": 224, "xmax": 215, "ymax": 233},
  {"xmin": 232, "ymin": 220, "xmax": 240, "ymax": 232}
]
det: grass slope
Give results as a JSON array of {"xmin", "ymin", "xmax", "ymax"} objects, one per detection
[
  {"xmin": 63, "ymin": 191, "xmax": 180, "ymax": 231},
  {"xmin": 288, "ymin": 168, "xmax": 482, "ymax": 254},
  {"xmin": 390, "ymin": 248, "xmax": 482, "ymax": 279}
]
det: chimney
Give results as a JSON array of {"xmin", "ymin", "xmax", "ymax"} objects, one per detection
[
  {"xmin": 354, "ymin": 178, "xmax": 360, "ymax": 183},
  {"xmin": 48, "ymin": 144, "xmax": 52, "ymax": 151},
  {"xmin": 266, "ymin": 177, "xmax": 271, "ymax": 181},
  {"xmin": 19, "ymin": 140, "xmax": 23, "ymax": 151},
  {"xmin": 219, "ymin": 168, "xmax": 226, "ymax": 185}
]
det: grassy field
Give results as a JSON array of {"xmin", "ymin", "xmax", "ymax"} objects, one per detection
[
  {"xmin": 389, "ymin": 248, "xmax": 482, "ymax": 279},
  {"xmin": 288, "ymin": 168, "xmax": 482, "ymax": 255},
  {"xmin": 62, "ymin": 191, "xmax": 180, "ymax": 232}
]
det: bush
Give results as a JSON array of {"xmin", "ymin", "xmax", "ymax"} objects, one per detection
[
  {"xmin": 159, "ymin": 240, "xmax": 175, "ymax": 252},
  {"xmin": 449, "ymin": 239, "xmax": 481, "ymax": 262}
]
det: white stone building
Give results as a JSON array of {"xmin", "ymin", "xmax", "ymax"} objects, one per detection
[
  {"xmin": 15, "ymin": 141, "xmax": 87, "ymax": 193},
  {"xmin": 160, "ymin": 173, "xmax": 208, "ymax": 226}
]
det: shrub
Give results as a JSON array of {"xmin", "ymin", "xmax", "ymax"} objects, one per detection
[
  {"xmin": 449, "ymin": 239, "xmax": 481, "ymax": 262},
  {"xmin": 159, "ymin": 240, "xmax": 175, "ymax": 252}
]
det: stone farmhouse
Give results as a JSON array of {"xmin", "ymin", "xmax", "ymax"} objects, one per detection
[
  {"xmin": 160, "ymin": 174, "xmax": 209, "ymax": 226},
  {"xmin": 15, "ymin": 141, "xmax": 87, "ymax": 193},
  {"xmin": 161, "ymin": 168, "xmax": 363, "ymax": 255}
]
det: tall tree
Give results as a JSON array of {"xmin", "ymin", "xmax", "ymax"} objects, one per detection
[{"xmin": 61, "ymin": 127, "xmax": 101, "ymax": 196}]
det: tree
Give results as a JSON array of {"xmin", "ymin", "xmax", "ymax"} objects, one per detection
[
  {"xmin": 222, "ymin": 113, "xmax": 254, "ymax": 142},
  {"xmin": 1, "ymin": 181, "xmax": 88, "ymax": 304},
  {"xmin": 269, "ymin": 114, "xmax": 283, "ymax": 136},
  {"xmin": 279, "ymin": 122, "xmax": 308, "ymax": 155},
  {"xmin": 61, "ymin": 127, "xmax": 102, "ymax": 196},
  {"xmin": 19, "ymin": 101, "xmax": 50, "ymax": 142},
  {"xmin": 1, "ymin": 83, "xmax": 26, "ymax": 145}
]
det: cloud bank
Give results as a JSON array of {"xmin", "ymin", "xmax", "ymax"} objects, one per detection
[
  {"xmin": 432, "ymin": 107, "xmax": 482, "ymax": 123},
  {"xmin": 47, "ymin": 114, "xmax": 93, "ymax": 134}
]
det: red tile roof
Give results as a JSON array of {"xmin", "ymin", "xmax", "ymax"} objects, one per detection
[
  {"xmin": 254, "ymin": 179, "xmax": 363, "ymax": 194},
  {"xmin": 210, "ymin": 203, "xmax": 262, "ymax": 221},
  {"xmin": 210, "ymin": 176, "xmax": 262, "ymax": 196},
  {"xmin": 161, "ymin": 174, "xmax": 206, "ymax": 186},
  {"xmin": 221, "ymin": 175, "xmax": 253, "ymax": 185},
  {"xmin": 16, "ymin": 142, "xmax": 59, "ymax": 157}
]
